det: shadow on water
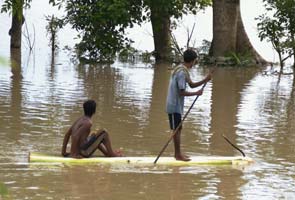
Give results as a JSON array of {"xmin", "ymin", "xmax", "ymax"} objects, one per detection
[
  {"xmin": 143, "ymin": 63, "xmax": 172, "ymax": 155},
  {"xmin": 269, "ymin": 72, "xmax": 295, "ymax": 164},
  {"xmin": 209, "ymin": 67, "xmax": 261, "ymax": 156},
  {"xmin": 7, "ymin": 48, "xmax": 24, "ymax": 159},
  {"xmin": 207, "ymin": 67, "xmax": 260, "ymax": 199},
  {"xmin": 286, "ymin": 76, "xmax": 295, "ymax": 131}
]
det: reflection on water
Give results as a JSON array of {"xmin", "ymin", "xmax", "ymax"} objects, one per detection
[{"xmin": 0, "ymin": 51, "xmax": 295, "ymax": 199}]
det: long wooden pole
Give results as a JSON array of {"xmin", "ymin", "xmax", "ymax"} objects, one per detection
[{"xmin": 154, "ymin": 82, "xmax": 208, "ymax": 164}]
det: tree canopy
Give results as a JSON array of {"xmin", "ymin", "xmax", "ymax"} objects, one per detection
[
  {"xmin": 63, "ymin": 0, "xmax": 143, "ymax": 62},
  {"xmin": 257, "ymin": 0, "xmax": 295, "ymax": 68},
  {"xmin": 1, "ymin": 0, "xmax": 31, "ymax": 16},
  {"xmin": 49, "ymin": 0, "xmax": 211, "ymax": 62}
]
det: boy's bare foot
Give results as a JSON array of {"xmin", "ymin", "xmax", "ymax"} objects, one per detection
[
  {"xmin": 114, "ymin": 149, "xmax": 123, "ymax": 157},
  {"xmin": 175, "ymin": 154, "xmax": 191, "ymax": 161},
  {"xmin": 108, "ymin": 150, "xmax": 123, "ymax": 157}
]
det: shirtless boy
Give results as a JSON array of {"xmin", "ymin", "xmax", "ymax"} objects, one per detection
[{"xmin": 61, "ymin": 100, "xmax": 122, "ymax": 158}]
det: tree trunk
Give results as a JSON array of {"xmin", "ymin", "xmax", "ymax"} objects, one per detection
[
  {"xmin": 211, "ymin": 0, "xmax": 267, "ymax": 64},
  {"xmin": 9, "ymin": 0, "xmax": 24, "ymax": 49},
  {"xmin": 150, "ymin": 5, "xmax": 171, "ymax": 63},
  {"xmin": 212, "ymin": 0, "xmax": 238, "ymax": 57}
]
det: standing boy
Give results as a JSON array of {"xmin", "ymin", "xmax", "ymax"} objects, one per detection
[
  {"xmin": 62, "ymin": 100, "xmax": 122, "ymax": 158},
  {"xmin": 166, "ymin": 49, "xmax": 211, "ymax": 161}
]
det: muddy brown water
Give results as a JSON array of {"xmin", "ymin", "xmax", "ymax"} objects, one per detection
[
  {"xmin": 0, "ymin": 0, "xmax": 294, "ymax": 198},
  {"xmin": 1, "ymin": 53, "xmax": 294, "ymax": 199}
]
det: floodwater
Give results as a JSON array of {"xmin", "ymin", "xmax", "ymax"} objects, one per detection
[
  {"xmin": 1, "ymin": 1, "xmax": 295, "ymax": 199},
  {"xmin": 0, "ymin": 48, "xmax": 295, "ymax": 199}
]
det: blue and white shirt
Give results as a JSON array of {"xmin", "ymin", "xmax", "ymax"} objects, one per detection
[{"xmin": 166, "ymin": 66, "xmax": 191, "ymax": 114}]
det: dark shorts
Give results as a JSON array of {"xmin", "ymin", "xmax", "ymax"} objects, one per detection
[
  {"xmin": 80, "ymin": 131, "xmax": 105, "ymax": 157},
  {"xmin": 168, "ymin": 113, "xmax": 182, "ymax": 130}
]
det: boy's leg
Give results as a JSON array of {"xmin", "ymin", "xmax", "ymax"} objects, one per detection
[
  {"xmin": 173, "ymin": 128, "xmax": 181, "ymax": 158},
  {"xmin": 169, "ymin": 113, "xmax": 190, "ymax": 161},
  {"xmin": 80, "ymin": 130, "xmax": 105, "ymax": 157},
  {"xmin": 97, "ymin": 142, "xmax": 108, "ymax": 156},
  {"xmin": 97, "ymin": 129, "xmax": 122, "ymax": 157},
  {"xmin": 173, "ymin": 128, "xmax": 190, "ymax": 161}
]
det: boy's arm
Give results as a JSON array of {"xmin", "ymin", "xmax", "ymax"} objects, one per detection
[
  {"xmin": 188, "ymin": 73, "xmax": 212, "ymax": 88},
  {"xmin": 177, "ymin": 72, "xmax": 203, "ymax": 96},
  {"xmin": 61, "ymin": 127, "xmax": 72, "ymax": 157},
  {"xmin": 180, "ymin": 89, "xmax": 203, "ymax": 97}
]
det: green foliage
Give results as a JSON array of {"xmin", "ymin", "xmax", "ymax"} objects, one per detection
[
  {"xmin": 140, "ymin": 51, "xmax": 153, "ymax": 63},
  {"xmin": 226, "ymin": 52, "xmax": 253, "ymax": 66},
  {"xmin": 257, "ymin": 0, "xmax": 295, "ymax": 67},
  {"xmin": 197, "ymin": 39, "xmax": 211, "ymax": 55},
  {"xmin": 60, "ymin": 0, "xmax": 143, "ymax": 62},
  {"xmin": 144, "ymin": 0, "xmax": 211, "ymax": 19},
  {"xmin": 49, "ymin": 0, "xmax": 211, "ymax": 63},
  {"xmin": 48, "ymin": 0, "xmax": 64, "ymax": 9},
  {"xmin": 45, "ymin": 15, "xmax": 64, "ymax": 52},
  {"xmin": 1, "ymin": 0, "xmax": 31, "ymax": 16},
  {"xmin": 118, "ymin": 46, "xmax": 138, "ymax": 62}
]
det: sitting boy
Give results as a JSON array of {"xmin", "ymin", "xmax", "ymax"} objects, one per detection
[{"xmin": 61, "ymin": 100, "xmax": 122, "ymax": 158}]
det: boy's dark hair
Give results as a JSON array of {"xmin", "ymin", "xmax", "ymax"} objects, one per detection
[
  {"xmin": 183, "ymin": 49, "xmax": 198, "ymax": 63},
  {"xmin": 83, "ymin": 100, "xmax": 96, "ymax": 117}
]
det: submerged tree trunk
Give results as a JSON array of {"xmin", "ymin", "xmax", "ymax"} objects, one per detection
[
  {"xmin": 150, "ymin": 5, "xmax": 171, "ymax": 63},
  {"xmin": 212, "ymin": 0, "xmax": 238, "ymax": 57},
  {"xmin": 9, "ymin": 0, "xmax": 24, "ymax": 49},
  {"xmin": 211, "ymin": 0, "xmax": 267, "ymax": 64}
]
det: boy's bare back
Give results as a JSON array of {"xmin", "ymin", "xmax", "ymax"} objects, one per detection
[{"xmin": 69, "ymin": 116, "xmax": 92, "ymax": 157}]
